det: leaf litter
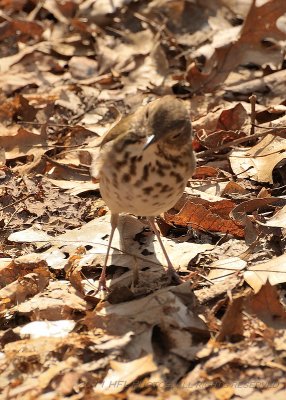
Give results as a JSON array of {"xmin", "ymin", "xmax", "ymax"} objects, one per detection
[{"xmin": 0, "ymin": 0, "xmax": 286, "ymax": 399}]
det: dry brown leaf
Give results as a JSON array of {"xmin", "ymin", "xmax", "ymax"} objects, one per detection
[
  {"xmin": 8, "ymin": 227, "xmax": 52, "ymax": 244},
  {"xmin": 229, "ymin": 134, "xmax": 286, "ymax": 183},
  {"xmin": 216, "ymin": 296, "xmax": 244, "ymax": 342},
  {"xmin": 84, "ymin": 283, "xmax": 208, "ymax": 366},
  {"xmin": 187, "ymin": 0, "xmax": 286, "ymax": 90},
  {"xmin": 94, "ymin": 354, "xmax": 158, "ymax": 394},
  {"xmin": 1, "ymin": 1, "xmax": 286, "ymax": 396},
  {"xmin": 257, "ymin": 205, "xmax": 286, "ymax": 228},
  {"xmin": 225, "ymin": 69, "xmax": 286, "ymax": 105},
  {"xmin": 207, "ymin": 257, "xmax": 247, "ymax": 282},
  {"xmin": 221, "ymin": 181, "xmax": 248, "ymax": 197},
  {"xmin": 0, "ymin": 259, "xmax": 49, "ymax": 288},
  {"xmin": 123, "ymin": 41, "xmax": 168, "ymax": 91},
  {"xmin": 10, "ymin": 215, "xmax": 213, "ymax": 290},
  {"xmin": 0, "ymin": 41, "xmax": 50, "ymax": 72},
  {"xmin": 165, "ymin": 197, "xmax": 244, "ymax": 238},
  {"xmin": 0, "ymin": 268, "xmax": 50, "ymax": 310},
  {"xmin": 42, "ymin": 0, "xmax": 71, "ymax": 24},
  {"xmin": 193, "ymin": 103, "xmax": 248, "ymax": 136},
  {"xmin": 244, "ymin": 253, "xmax": 286, "ymax": 293},
  {"xmin": 245, "ymin": 282, "xmax": 286, "ymax": 329},
  {"xmin": 230, "ymin": 197, "xmax": 286, "ymax": 226},
  {"xmin": 0, "ymin": 19, "xmax": 43, "ymax": 43},
  {"xmin": 198, "ymin": 129, "xmax": 247, "ymax": 150},
  {"xmin": 0, "ymin": 127, "xmax": 49, "ymax": 160},
  {"xmin": 17, "ymin": 280, "xmax": 88, "ymax": 320},
  {"xmin": 192, "ymin": 166, "xmax": 228, "ymax": 180}
]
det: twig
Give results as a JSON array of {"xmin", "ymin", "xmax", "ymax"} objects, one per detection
[
  {"xmin": 249, "ymin": 94, "xmax": 256, "ymax": 135},
  {"xmin": 4, "ymin": 205, "xmax": 22, "ymax": 228},
  {"xmin": 42, "ymin": 154, "xmax": 90, "ymax": 175},
  {"xmin": 0, "ymin": 193, "xmax": 34, "ymax": 212},
  {"xmin": 197, "ymin": 125, "xmax": 286, "ymax": 158}
]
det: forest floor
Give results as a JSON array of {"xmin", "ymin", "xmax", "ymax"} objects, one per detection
[{"xmin": 0, "ymin": 1, "xmax": 286, "ymax": 399}]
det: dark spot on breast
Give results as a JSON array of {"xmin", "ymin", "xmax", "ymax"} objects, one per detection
[
  {"xmin": 122, "ymin": 173, "xmax": 131, "ymax": 183},
  {"xmin": 142, "ymin": 164, "xmax": 149, "ymax": 181},
  {"xmin": 137, "ymin": 155, "xmax": 143, "ymax": 162},
  {"xmin": 156, "ymin": 168, "xmax": 165, "ymax": 177},
  {"xmin": 143, "ymin": 186, "xmax": 153, "ymax": 195},
  {"xmin": 115, "ymin": 159, "xmax": 126, "ymax": 168},
  {"xmin": 160, "ymin": 185, "xmax": 172, "ymax": 193},
  {"xmin": 155, "ymin": 182, "xmax": 162, "ymax": 187},
  {"xmin": 156, "ymin": 160, "xmax": 171, "ymax": 170},
  {"xmin": 170, "ymin": 171, "xmax": 183, "ymax": 183},
  {"xmin": 129, "ymin": 156, "xmax": 137, "ymax": 176}
]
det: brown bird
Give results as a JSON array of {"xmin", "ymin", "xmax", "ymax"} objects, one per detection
[{"xmin": 91, "ymin": 96, "xmax": 196, "ymax": 291}]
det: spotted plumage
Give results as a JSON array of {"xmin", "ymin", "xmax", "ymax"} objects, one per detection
[{"xmin": 91, "ymin": 95, "xmax": 196, "ymax": 291}]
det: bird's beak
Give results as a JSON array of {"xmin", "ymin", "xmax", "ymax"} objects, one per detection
[{"xmin": 143, "ymin": 134, "xmax": 156, "ymax": 150}]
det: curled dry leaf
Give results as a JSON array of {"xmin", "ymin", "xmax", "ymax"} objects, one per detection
[
  {"xmin": 165, "ymin": 197, "xmax": 244, "ymax": 238},
  {"xmin": 0, "ymin": 19, "xmax": 43, "ymax": 45},
  {"xmin": 245, "ymin": 282, "xmax": 286, "ymax": 329},
  {"xmin": 192, "ymin": 166, "xmax": 230, "ymax": 180},
  {"xmin": 256, "ymin": 205, "xmax": 286, "ymax": 228},
  {"xmin": 194, "ymin": 103, "xmax": 248, "ymax": 148},
  {"xmin": 197, "ymin": 129, "xmax": 247, "ymax": 150},
  {"xmin": 186, "ymin": 0, "xmax": 286, "ymax": 90},
  {"xmin": 0, "ymin": 267, "xmax": 50, "ymax": 311},
  {"xmin": 229, "ymin": 134, "xmax": 286, "ymax": 183},
  {"xmin": 0, "ymin": 127, "xmax": 49, "ymax": 160},
  {"xmin": 216, "ymin": 296, "xmax": 244, "ymax": 342},
  {"xmin": 230, "ymin": 197, "xmax": 286, "ymax": 226},
  {"xmin": 17, "ymin": 280, "xmax": 88, "ymax": 320},
  {"xmin": 225, "ymin": 69, "xmax": 286, "ymax": 105},
  {"xmin": 221, "ymin": 181, "xmax": 248, "ymax": 197},
  {"xmin": 244, "ymin": 253, "xmax": 286, "ymax": 293},
  {"xmin": 94, "ymin": 354, "xmax": 158, "ymax": 394}
]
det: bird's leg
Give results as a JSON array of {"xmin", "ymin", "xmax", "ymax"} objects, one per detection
[
  {"xmin": 147, "ymin": 217, "xmax": 183, "ymax": 284},
  {"xmin": 98, "ymin": 213, "xmax": 119, "ymax": 292}
]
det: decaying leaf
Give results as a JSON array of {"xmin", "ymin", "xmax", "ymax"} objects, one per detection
[
  {"xmin": 1, "ymin": 0, "xmax": 286, "ymax": 397},
  {"xmin": 229, "ymin": 134, "xmax": 286, "ymax": 183},
  {"xmin": 244, "ymin": 253, "xmax": 286, "ymax": 293},
  {"xmin": 187, "ymin": 0, "xmax": 286, "ymax": 90},
  {"xmin": 246, "ymin": 282, "xmax": 286, "ymax": 329},
  {"xmin": 94, "ymin": 354, "xmax": 158, "ymax": 394},
  {"xmin": 165, "ymin": 197, "xmax": 244, "ymax": 238}
]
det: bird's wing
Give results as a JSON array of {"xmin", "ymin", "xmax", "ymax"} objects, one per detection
[{"xmin": 100, "ymin": 114, "xmax": 134, "ymax": 148}]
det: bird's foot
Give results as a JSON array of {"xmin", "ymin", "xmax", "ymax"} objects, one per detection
[
  {"xmin": 94, "ymin": 276, "xmax": 110, "ymax": 298},
  {"xmin": 166, "ymin": 264, "xmax": 184, "ymax": 284}
]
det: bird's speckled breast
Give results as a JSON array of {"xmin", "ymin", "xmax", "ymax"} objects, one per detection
[{"xmin": 99, "ymin": 141, "xmax": 195, "ymax": 216}]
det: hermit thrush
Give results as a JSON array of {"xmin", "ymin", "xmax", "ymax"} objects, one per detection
[{"xmin": 91, "ymin": 96, "xmax": 196, "ymax": 291}]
